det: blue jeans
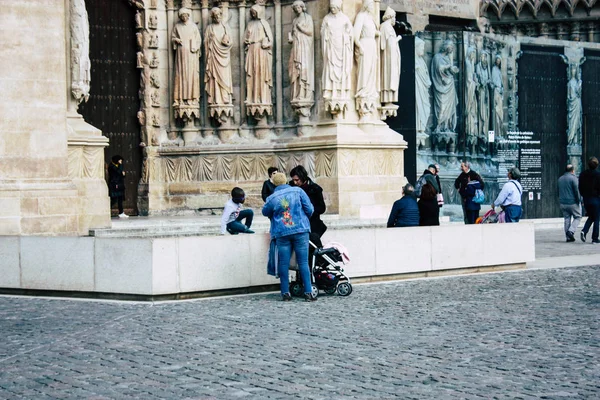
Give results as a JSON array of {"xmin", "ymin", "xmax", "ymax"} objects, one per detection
[
  {"xmin": 504, "ymin": 205, "xmax": 522, "ymax": 223},
  {"xmin": 226, "ymin": 209, "xmax": 253, "ymax": 234},
  {"xmin": 276, "ymin": 232, "xmax": 312, "ymax": 295},
  {"xmin": 582, "ymin": 197, "xmax": 600, "ymax": 241}
]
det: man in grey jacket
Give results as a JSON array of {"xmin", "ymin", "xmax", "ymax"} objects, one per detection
[{"xmin": 558, "ymin": 164, "xmax": 581, "ymax": 242}]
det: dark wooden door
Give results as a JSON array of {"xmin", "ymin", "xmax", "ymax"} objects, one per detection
[
  {"xmin": 78, "ymin": 0, "xmax": 141, "ymax": 215},
  {"xmin": 582, "ymin": 49, "xmax": 600, "ymax": 164},
  {"xmin": 517, "ymin": 45, "xmax": 567, "ymax": 219}
]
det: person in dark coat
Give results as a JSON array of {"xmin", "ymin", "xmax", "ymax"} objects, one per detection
[
  {"xmin": 464, "ymin": 177, "xmax": 483, "ymax": 224},
  {"xmin": 289, "ymin": 165, "xmax": 327, "ymax": 242},
  {"xmin": 108, "ymin": 155, "xmax": 128, "ymax": 218},
  {"xmin": 261, "ymin": 167, "xmax": 279, "ymax": 202},
  {"xmin": 387, "ymin": 184, "xmax": 419, "ymax": 228},
  {"xmin": 418, "ymin": 183, "xmax": 439, "ymax": 226},
  {"xmin": 578, "ymin": 157, "xmax": 600, "ymax": 243},
  {"xmin": 454, "ymin": 161, "xmax": 484, "ymax": 224}
]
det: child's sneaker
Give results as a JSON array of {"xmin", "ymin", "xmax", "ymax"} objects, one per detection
[{"xmin": 118, "ymin": 213, "xmax": 129, "ymax": 219}]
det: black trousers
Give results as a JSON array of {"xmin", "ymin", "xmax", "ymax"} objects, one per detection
[{"xmin": 111, "ymin": 196, "xmax": 124, "ymax": 214}]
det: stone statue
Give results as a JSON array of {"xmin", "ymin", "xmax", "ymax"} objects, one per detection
[
  {"xmin": 244, "ymin": 4, "xmax": 273, "ymax": 125},
  {"xmin": 148, "ymin": 13, "xmax": 158, "ymax": 29},
  {"xmin": 491, "ymin": 54, "xmax": 504, "ymax": 138},
  {"xmin": 150, "ymin": 71, "xmax": 160, "ymax": 88},
  {"xmin": 465, "ymin": 46, "xmax": 478, "ymax": 153},
  {"xmin": 70, "ymin": 0, "xmax": 91, "ymax": 105},
  {"xmin": 205, "ymin": 7, "xmax": 234, "ymax": 124},
  {"xmin": 288, "ymin": 0, "xmax": 314, "ymax": 120},
  {"xmin": 149, "ymin": 52, "xmax": 159, "ymax": 68},
  {"xmin": 135, "ymin": 9, "xmax": 143, "ymax": 29},
  {"xmin": 415, "ymin": 37, "xmax": 431, "ymax": 145},
  {"xmin": 431, "ymin": 39, "xmax": 459, "ymax": 134},
  {"xmin": 475, "ymin": 51, "xmax": 490, "ymax": 153},
  {"xmin": 566, "ymin": 62, "xmax": 583, "ymax": 146},
  {"xmin": 151, "ymin": 91, "xmax": 160, "ymax": 107},
  {"xmin": 379, "ymin": 7, "xmax": 401, "ymax": 120},
  {"xmin": 148, "ymin": 34, "xmax": 158, "ymax": 48},
  {"xmin": 172, "ymin": 7, "xmax": 201, "ymax": 121},
  {"xmin": 136, "ymin": 51, "xmax": 144, "ymax": 69},
  {"xmin": 321, "ymin": 0, "xmax": 353, "ymax": 117},
  {"xmin": 353, "ymin": 0, "xmax": 379, "ymax": 120}
]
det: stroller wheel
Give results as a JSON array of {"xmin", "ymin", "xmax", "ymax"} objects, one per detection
[
  {"xmin": 290, "ymin": 282, "xmax": 303, "ymax": 297},
  {"xmin": 324, "ymin": 286, "xmax": 336, "ymax": 295},
  {"xmin": 337, "ymin": 282, "xmax": 352, "ymax": 296},
  {"xmin": 311, "ymin": 284, "xmax": 319, "ymax": 298}
]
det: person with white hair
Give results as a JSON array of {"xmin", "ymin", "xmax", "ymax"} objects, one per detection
[{"xmin": 492, "ymin": 167, "xmax": 523, "ymax": 223}]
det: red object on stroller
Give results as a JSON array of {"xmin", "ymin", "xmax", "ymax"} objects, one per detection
[{"xmin": 477, "ymin": 209, "xmax": 505, "ymax": 224}]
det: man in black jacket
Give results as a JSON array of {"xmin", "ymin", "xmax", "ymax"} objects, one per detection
[
  {"xmin": 261, "ymin": 167, "xmax": 279, "ymax": 202},
  {"xmin": 454, "ymin": 161, "xmax": 484, "ymax": 224},
  {"xmin": 578, "ymin": 157, "xmax": 600, "ymax": 243},
  {"xmin": 290, "ymin": 165, "xmax": 327, "ymax": 241}
]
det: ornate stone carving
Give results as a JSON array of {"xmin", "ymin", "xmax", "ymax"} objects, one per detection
[
  {"xmin": 465, "ymin": 45, "xmax": 478, "ymax": 153},
  {"xmin": 353, "ymin": 0, "xmax": 379, "ymax": 120},
  {"xmin": 205, "ymin": 7, "xmax": 234, "ymax": 125},
  {"xmin": 151, "ymin": 91, "xmax": 160, "ymax": 107},
  {"xmin": 288, "ymin": 0, "xmax": 314, "ymax": 122},
  {"xmin": 475, "ymin": 51, "xmax": 490, "ymax": 154},
  {"xmin": 561, "ymin": 54, "xmax": 586, "ymax": 148},
  {"xmin": 70, "ymin": 0, "xmax": 91, "ymax": 105},
  {"xmin": 150, "ymin": 71, "xmax": 160, "ymax": 88},
  {"xmin": 148, "ymin": 12, "xmax": 158, "ymax": 30},
  {"xmin": 431, "ymin": 39, "xmax": 459, "ymax": 135},
  {"xmin": 244, "ymin": 4, "xmax": 273, "ymax": 127},
  {"xmin": 67, "ymin": 145, "xmax": 105, "ymax": 180},
  {"xmin": 379, "ymin": 7, "xmax": 401, "ymax": 120},
  {"xmin": 136, "ymin": 32, "xmax": 144, "ymax": 49},
  {"xmin": 135, "ymin": 9, "xmax": 143, "ymax": 29},
  {"xmin": 491, "ymin": 54, "xmax": 504, "ymax": 139},
  {"xmin": 415, "ymin": 37, "xmax": 431, "ymax": 148},
  {"xmin": 148, "ymin": 33, "xmax": 158, "ymax": 48},
  {"xmin": 172, "ymin": 6, "xmax": 201, "ymax": 122},
  {"xmin": 136, "ymin": 51, "xmax": 145, "ymax": 68},
  {"xmin": 152, "ymin": 114, "xmax": 160, "ymax": 127},
  {"xmin": 149, "ymin": 52, "xmax": 159, "ymax": 68},
  {"xmin": 321, "ymin": 0, "xmax": 353, "ymax": 118}
]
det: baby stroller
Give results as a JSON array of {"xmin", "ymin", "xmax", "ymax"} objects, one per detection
[
  {"xmin": 289, "ymin": 240, "xmax": 352, "ymax": 297},
  {"xmin": 476, "ymin": 209, "xmax": 505, "ymax": 224}
]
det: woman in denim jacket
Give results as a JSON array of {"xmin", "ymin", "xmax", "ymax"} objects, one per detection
[{"xmin": 262, "ymin": 172, "xmax": 316, "ymax": 301}]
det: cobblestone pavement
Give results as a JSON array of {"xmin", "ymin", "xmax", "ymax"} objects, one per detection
[{"xmin": 1, "ymin": 266, "xmax": 599, "ymax": 399}]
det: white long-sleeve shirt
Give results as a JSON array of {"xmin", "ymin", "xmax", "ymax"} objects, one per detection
[
  {"xmin": 220, "ymin": 199, "xmax": 241, "ymax": 234},
  {"xmin": 494, "ymin": 179, "xmax": 523, "ymax": 207}
]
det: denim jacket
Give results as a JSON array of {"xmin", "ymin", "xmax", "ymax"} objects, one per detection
[{"xmin": 262, "ymin": 185, "xmax": 314, "ymax": 239}]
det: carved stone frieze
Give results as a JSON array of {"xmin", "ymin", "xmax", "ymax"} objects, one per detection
[
  {"xmin": 148, "ymin": 12, "xmax": 158, "ymax": 29},
  {"xmin": 67, "ymin": 145, "xmax": 105, "ymax": 180}
]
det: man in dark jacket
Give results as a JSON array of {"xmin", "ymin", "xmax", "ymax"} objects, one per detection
[
  {"xmin": 387, "ymin": 184, "xmax": 420, "ymax": 228},
  {"xmin": 415, "ymin": 164, "xmax": 440, "ymax": 196},
  {"xmin": 290, "ymin": 165, "xmax": 327, "ymax": 240},
  {"xmin": 261, "ymin": 167, "xmax": 278, "ymax": 202},
  {"xmin": 578, "ymin": 157, "xmax": 600, "ymax": 243},
  {"xmin": 454, "ymin": 161, "xmax": 484, "ymax": 224}
]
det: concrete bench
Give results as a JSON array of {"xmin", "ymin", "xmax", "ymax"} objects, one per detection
[{"xmin": 0, "ymin": 222, "xmax": 535, "ymax": 300}]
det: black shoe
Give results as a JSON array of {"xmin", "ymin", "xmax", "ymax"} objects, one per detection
[
  {"xmin": 244, "ymin": 229, "xmax": 255, "ymax": 234},
  {"xmin": 566, "ymin": 237, "xmax": 576, "ymax": 242},
  {"xmin": 282, "ymin": 293, "xmax": 292, "ymax": 301},
  {"xmin": 567, "ymin": 231, "xmax": 575, "ymax": 240},
  {"xmin": 581, "ymin": 231, "xmax": 587, "ymax": 242},
  {"xmin": 592, "ymin": 239, "xmax": 600, "ymax": 244},
  {"xmin": 304, "ymin": 293, "xmax": 317, "ymax": 302}
]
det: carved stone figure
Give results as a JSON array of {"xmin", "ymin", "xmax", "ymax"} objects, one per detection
[
  {"xmin": 136, "ymin": 32, "xmax": 143, "ymax": 49},
  {"xmin": 431, "ymin": 39, "xmax": 459, "ymax": 134},
  {"xmin": 205, "ymin": 7, "xmax": 234, "ymax": 124},
  {"xmin": 288, "ymin": 0, "xmax": 314, "ymax": 120},
  {"xmin": 152, "ymin": 114, "xmax": 160, "ymax": 127},
  {"xmin": 149, "ymin": 52, "xmax": 159, "ymax": 68},
  {"xmin": 136, "ymin": 51, "xmax": 144, "ymax": 69},
  {"xmin": 354, "ymin": 0, "xmax": 379, "ymax": 119},
  {"xmin": 149, "ymin": 13, "xmax": 158, "ymax": 29},
  {"xmin": 566, "ymin": 63, "xmax": 583, "ymax": 146},
  {"xmin": 475, "ymin": 52, "xmax": 490, "ymax": 153},
  {"xmin": 150, "ymin": 71, "xmax": 160, "ymax": 88},
  {"xmin": 465, "ymin": 46, "xmax": 478, "ymax": 153},
  {"xmin": 321, "ymin": 0, "xmax": 353, "ymax": 117},
  {"xmin": 379, "ymin": 7, "xmax": 401, "ymax": 120},
  {"xmin": 491, "ymin": 55, "xmax": 504, "ymax": 138},
  {"xmin": 70, "ymin": 0, "xmax": 91, "ymax": 105},
  {"xmin": 415, "ymin": 37, "xmax": 431, "ymax": 145},
  {"xmin": 135, "ymin": 10, "xmax": 143, "ymax": 29},
  {"xmin": 148, "ymin": 34, "xmax": 158, "ymax": 48},
  {"xmin": 244, "ymin": 4, "xmax": 273, "ymax": 124},
  {"xmin": 151, "ymin": 91, "xmax": 160, "ymax": 107},
  {"xmin": 172, "ymin": 7, "xmax": 201, "ymax": 121}
]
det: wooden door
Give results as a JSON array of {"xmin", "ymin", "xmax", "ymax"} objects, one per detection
[{"xmin": 78, "ymin": 0, "xmax": 141, "ymax": 215}]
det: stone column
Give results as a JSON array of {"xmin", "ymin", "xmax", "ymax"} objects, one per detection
[
  {"xmin": 561, "ymin": 47, "xmax": 586, "ymax": 174},
  {"xmin": 238, "ymin": 1, "xmax": 247, "ymax": 125}
]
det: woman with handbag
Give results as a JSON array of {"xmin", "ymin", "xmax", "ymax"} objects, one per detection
[{"xmin": 464, "ymin": 176, "xmax": 483, "ymax": 224}]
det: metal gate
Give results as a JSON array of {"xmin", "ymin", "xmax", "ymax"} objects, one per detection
[
  {"xmin": 517, "ymin": 45, "xmax": 567, "ymax": 219},
  {"xmin": 78, "ymin": 0, "xmax": 141, "ymax": 215},
  {"xmin": 583, "ymin": 49, "xmax": 600, "ymax": 163}
]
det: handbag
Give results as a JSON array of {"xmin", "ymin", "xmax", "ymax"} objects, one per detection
[
  {"xmin": 436, "ymin": 193, "xmax": 444, "ymax": 206},
  {"xmin": 473, "ymin": 188, "xmax": 485, "ymax": 204}
]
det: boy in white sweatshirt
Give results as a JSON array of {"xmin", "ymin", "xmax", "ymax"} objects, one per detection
[{"xmin": 220, "ymin": 187, "xmax": 255, "ymax": 235}]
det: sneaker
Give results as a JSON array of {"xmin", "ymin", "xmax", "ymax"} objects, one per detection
[
  {"xmin": 282, "ymin": 293, "xmax": 292, "ymax": 301},
  {"xmin": 304, "ymin": 293, "xmax": 317, "ymax": 302},
  {"xmin": 592, "ymin": 239, "xmax": 600, "ymax": 244},
  {"xmin": 567, "ymin": 231, "xmax": 575, "ymax": 240},
  {"xmin": 566, "ymin": 237, "xmax": 576, "ymax": 242},
  {"xmin": 244, "ymin": 229, "xmax": 255, "ymax": 234},
  {"xmin": 118, "ymin": 213, "xmax": 129, "ymax": 219},
  {"xmin": 581, "ymin": 231, "xmax": 587, "ymax": 242}
]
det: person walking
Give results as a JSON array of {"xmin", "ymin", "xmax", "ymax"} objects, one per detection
[
  {"xmin": 454, "ymin": 161, "xmax": 484, "ymax": 223},
  {"xmin": 418, "ymin": 183, "xmax": 439, "ymax": 226},
  {"xmin": 492, "ymin": 167, "xmax": 523, "ymax": 223},
  {"xmin": 108, "ymin": 155, "xmax": 128, "ymax": 218},
  {"xmin": 387, "ymin": 184, "xmax": 420, "ymax": 228},
  {"xmin": 558, "ymin": 164, "xmax": 581, "ymax": 242},
  {"xmin": 261, "ymin": 167, "xmax": 279, "ymax": 202},
  {"xmin": 262, "ymin": 172, "xmax": 317, "ymax": 302},
  {"xmin": 578, "ymin": 157, "xmax": 600, "ymax": 243}
]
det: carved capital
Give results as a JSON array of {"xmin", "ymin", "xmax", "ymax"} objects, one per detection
[{"xmin": 379, "ymin": 104, "xmax": 399, "ymax": 121}]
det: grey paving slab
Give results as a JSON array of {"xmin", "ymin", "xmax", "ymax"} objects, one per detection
[{"xmin": 0, "ymin": 266, "xmax": 599, "ymax": 399}]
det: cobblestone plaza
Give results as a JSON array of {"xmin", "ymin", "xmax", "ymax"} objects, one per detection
[{"xmin": 1, "ymin": 265, "xmax": 598, "ymax": 399}]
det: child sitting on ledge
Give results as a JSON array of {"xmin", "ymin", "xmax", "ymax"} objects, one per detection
[{"xmin": 221, "ymin": 187, "xmax": 255, "ymax": 235}]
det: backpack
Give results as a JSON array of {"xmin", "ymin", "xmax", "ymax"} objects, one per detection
[
  {"xmin": 473, "ymin": 188, "xmax": 485, "ymax": 204},
  {"xmin": 414, "ymin": 175, "xmax": 427, "ymax": 197}
]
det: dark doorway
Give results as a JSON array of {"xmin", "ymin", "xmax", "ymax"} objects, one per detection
[
  {"xmin": 78, "ymin": 0, "xmax": 141, "ymax": 215},
  {"xmin": 517, "ymin": 45, "xmax": 567, "ymax": 219},
  {"xmin": 582, "ymin": 49, "xmax": 600, "ymax": 164}
]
